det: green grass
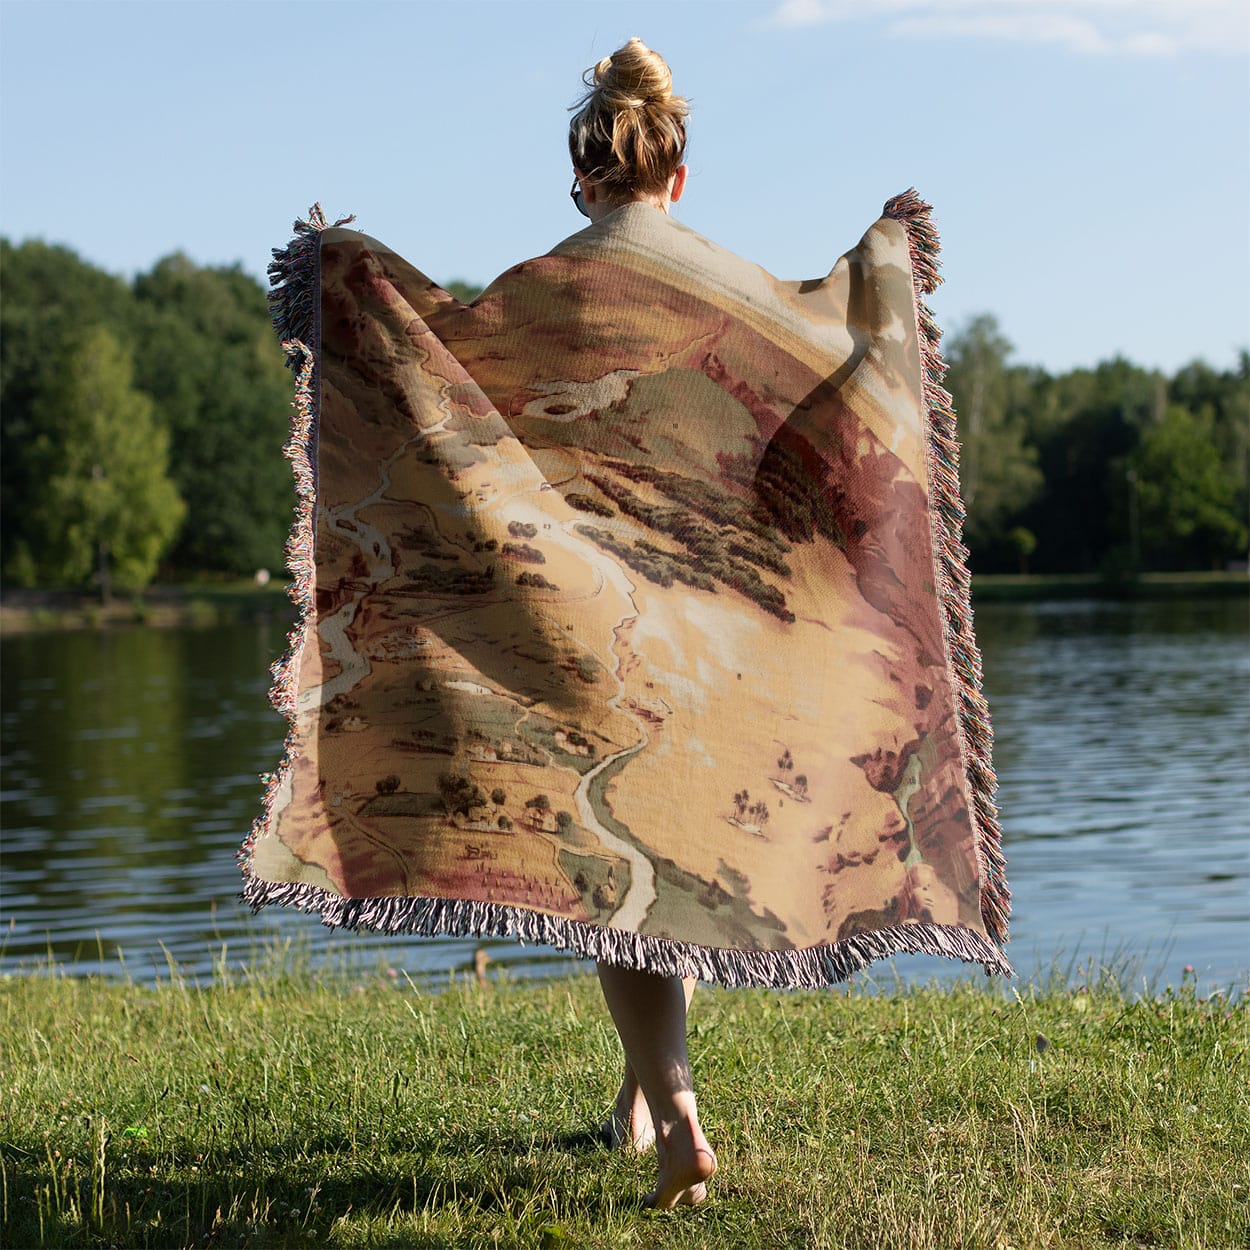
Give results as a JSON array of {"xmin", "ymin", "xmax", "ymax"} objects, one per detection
[{"xmin": 1, "ymin": 958, "xmax": 1246, "ymax": 1249}]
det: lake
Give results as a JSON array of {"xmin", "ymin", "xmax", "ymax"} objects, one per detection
[{"xmin": 2, "ymin": 596, "xmax": 1247, "ymax": 994}]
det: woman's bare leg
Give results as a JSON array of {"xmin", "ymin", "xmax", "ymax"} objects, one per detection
[
  {"xmin": 602, "ymin": 976, "xmax": 696, "ymax": 1151},
  {"xmin": 596, "ymin": 963, "xmax": 717, "ymax": 1208},
  {"xmin": 602, "ymin": 1055, "xmax": 655, "ymax": 1151}
]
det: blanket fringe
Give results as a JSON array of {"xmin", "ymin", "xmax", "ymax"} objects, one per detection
[
  {"xmin": 237, "ymin": 205, "xmax": 350, "ymax": 875},
  {"xmin": 241, "ymin": 873, "xmax": 1014, "ymax": 988},
  {"xmin": 265, "ymin": 203, "xmax": 355, "ymax": 357},
  {"xmin": 883, "ymin": 188, "xmax": 1011, "ymax": 949}
]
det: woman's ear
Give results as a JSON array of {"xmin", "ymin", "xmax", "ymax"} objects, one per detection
[{"xmin": 669, "ymin": 164, "xmax": 688, "ymax": 203}]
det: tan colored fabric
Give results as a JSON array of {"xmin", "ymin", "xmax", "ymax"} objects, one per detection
[{"xmin": 241, "ymin": 198, "xmax": 1011, "ymax": 984}]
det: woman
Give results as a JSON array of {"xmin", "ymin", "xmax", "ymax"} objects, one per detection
[
  {"xmin": 245, "ymin": 31, "xmax": 1010, "ymax": 1221},
  {"xmin": 565, "ymin": 36, "xmax": 717, "ymax": 1212}
]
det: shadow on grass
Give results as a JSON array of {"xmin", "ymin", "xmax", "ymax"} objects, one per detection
[{"xmin": 4, "ymin": 1125, "xmax": 640, "ymax": 1250}]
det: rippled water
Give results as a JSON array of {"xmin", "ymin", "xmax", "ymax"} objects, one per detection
[{"xmin": 2, "ymin": 596, "xmax": 1246, "ymax": 992}]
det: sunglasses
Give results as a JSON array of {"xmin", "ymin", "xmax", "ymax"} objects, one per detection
[{"xmin": 570, "ymin": 176, "xmax": 589, "ymax": 219}]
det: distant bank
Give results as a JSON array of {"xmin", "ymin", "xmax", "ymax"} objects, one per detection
[
  {"xmin": 968, "ymin": 569, "xmax": 1248, "ymax": 601},
  {"xmin": 0, "ymin": 581, "xmax": 292, "ymax": 634},
  {"xmin": 0, "ymin": 571, "xmax": 1246, "ymax": 634}
]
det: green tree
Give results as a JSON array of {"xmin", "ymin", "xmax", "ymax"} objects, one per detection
[
  {"xmin": 444, "ymin": 279, "xmax": 484, "ymax": 304},
  {"xmin": 1, "ymin": 239, "xmax": 139, "ymax": 581},
  {"xmin": 1006, "ymin": 526, "xmax": 1037, "ymax": 574},
  {"xmin": 1020, "ymin": 357, "xmax": 1162, "ymax": 573},
  {"xmin": 1169, "ymin": 353, "xmax": 1250, "ymax": 540},
  {"xmin": 1129, "ymin": 405, "xmax": 1246, "ymax": 570},
  {"xmin": 131, "ymin": 255, "xmax": 293, "ymax": 575},
  {"xmin": 24, "ymin": 326, "xmax": 185, "ymax": 596},
  {"xmin": 943, "ymin": 315, "xmax": 1043, "ymax": 563}
]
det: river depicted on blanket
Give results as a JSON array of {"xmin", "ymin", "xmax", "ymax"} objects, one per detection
[{"xmin": 238, "ymin": 191, "xmax": 1013, "ymax": 988}]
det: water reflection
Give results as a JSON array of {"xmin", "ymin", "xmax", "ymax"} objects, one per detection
[{"xmin": 2, "ymin": 596, "xmax": 1246, "ymax": 992}]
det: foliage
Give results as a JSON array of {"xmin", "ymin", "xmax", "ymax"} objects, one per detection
[
  {"xmin": 130, "ymin": 255, "xmax": 295, "ymax": 575},
  {"xmin": 1169, "ymin": 352, "xmax": 1250, "ymax": 542},
  {"xmin": 1, "ymin": 233, "xmax": 1245, "ymax": 586},
  {"xmin": 0, "ymin": 240, "xmax": 138, "ymax": 581},
  {"xmin": 15, "ymin": 327, "xmax": 184, "ymax": 594},
  {"xmin": 1129, "ymin": 405, "xmax": 1247, "ymax": 569},
  {"xmin": 1, "ymin": 966, "xmax": 1245, "ymax": 1248},
  {"xmin": 944, "ymin": 314, "xmax": 1044, "ymax": 555},
  {"xmin": 444, "ymin": 279, "xmax": 484, "ymax": 304},
  {"xmin": 941, "ymin": 318, "xmax": 1249, "ymax": 575},
  {"xmin": 1006, "ymin": 526, "xmax": 1037, "ymax": 574}
]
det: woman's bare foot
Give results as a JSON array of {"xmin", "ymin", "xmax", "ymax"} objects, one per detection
[
  {"xmin": 594, "ymin": 966, "xmax": 710, "ymax": 1206},
  {"xmin": 643, "ymin": 1115, "xmax": 717, "ymax": 1210},
  {"xmin": 601, "ymin": 1075, "xmax": 655, "ymax": 1151}
]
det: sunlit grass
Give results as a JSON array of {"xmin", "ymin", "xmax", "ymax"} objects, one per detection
[{"xmin": 2, "ymin": 954, "xmax": 1246, "ymax": 1249}]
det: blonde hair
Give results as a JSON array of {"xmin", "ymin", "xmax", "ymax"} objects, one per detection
[{"xmin": 568, "ymin": 37, "xmax": 689, "ymax": 198}]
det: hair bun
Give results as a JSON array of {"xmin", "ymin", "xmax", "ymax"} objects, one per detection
[
  {"xmin": 569, "ymin": 37, "xmax": 689, "ymax": 197},
  {"xmin": 595, "ymin": 36, "xmax": 673, "ymax": 108}
]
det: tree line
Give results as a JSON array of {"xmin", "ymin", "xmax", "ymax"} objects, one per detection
[
  {"xmin": 944, "ymin": 315, "xmax": 1247, "ymax": 576},
  {"xmin": 2, "ymin": 239, "xmax": 295, "ymax": 595},
  {"xmin": 1, "ymin": 238, "xmax": 1245, "ymax": 595}
]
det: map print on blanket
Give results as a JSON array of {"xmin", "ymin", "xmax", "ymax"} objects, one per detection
[{"xmin": 241, "ymin": 194, "xmax": 1012, "ymax": 987}]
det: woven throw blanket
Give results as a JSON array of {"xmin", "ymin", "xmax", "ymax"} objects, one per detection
[{"xmin": 238, "ymin": 191, "xmax": 1012, "ymax": 987}]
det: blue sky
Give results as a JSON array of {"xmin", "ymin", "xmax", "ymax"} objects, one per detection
[{"xmin": 1, "ymin": 0, "xmax": 1247, "ymax": 374}]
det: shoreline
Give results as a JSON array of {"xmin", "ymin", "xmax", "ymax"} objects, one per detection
[
  {"xmin": 1, "ymin": 570, "xmax": 1245, "ymax": 635},
  {"xmin": 967, "ymin": 569, "xmax": 1248, "ymax": 602},
  {"xmin": 0, "ymin": 581, "xmax": 294, "ymax": 635},
  {"xmin": 2, "ymin": 951, "xmax": 1246, "ymax": 1002}
]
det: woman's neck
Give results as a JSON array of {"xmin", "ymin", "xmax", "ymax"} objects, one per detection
[{"xmin": 586, "ymin": 193, "xmax": 670, "ymax": 225}]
